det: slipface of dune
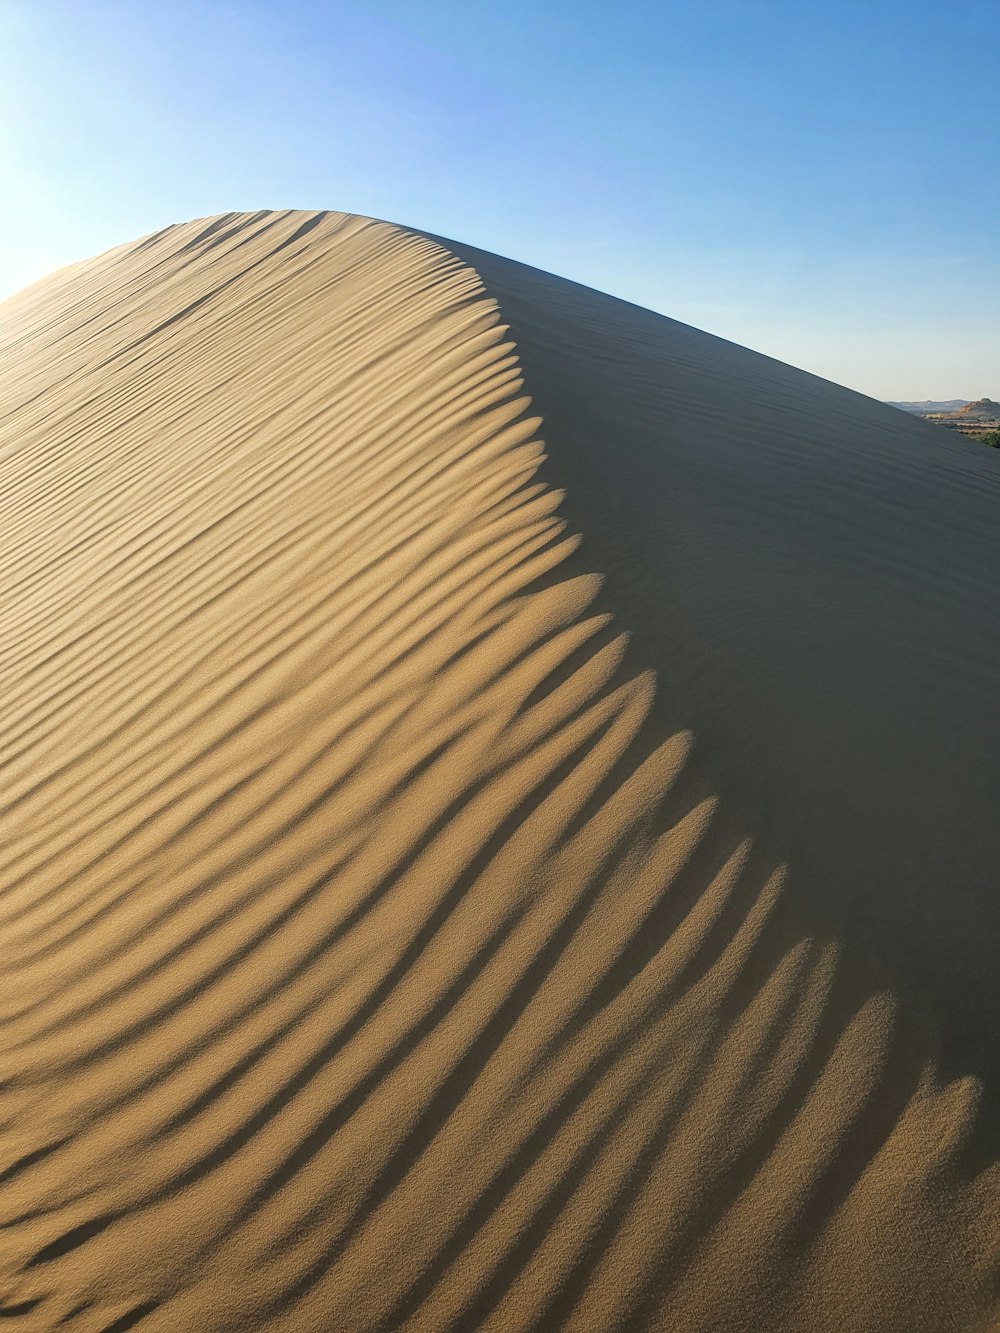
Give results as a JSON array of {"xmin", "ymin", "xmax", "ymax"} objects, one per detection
[{"xmin": 0, "ymin": 210, "xmax": 997, "ymax": 1331}]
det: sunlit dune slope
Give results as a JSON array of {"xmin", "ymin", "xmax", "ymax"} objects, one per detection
[{"xmin": 1, "ymin": 210, "xmax": 997, "ymax": 1332}]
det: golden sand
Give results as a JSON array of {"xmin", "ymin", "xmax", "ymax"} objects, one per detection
[{"xmin": 1, "ymin": 211, "xmax": 997, "ymax": 1330}]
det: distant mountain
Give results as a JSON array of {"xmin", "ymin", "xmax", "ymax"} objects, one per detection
[
  {"xmin": 956, "ymin": 398, "xmax": 1000, "ymax": 420},
  {"xmin": 888, "ymin": 399, "xmax": 969, "ymax": 414}
]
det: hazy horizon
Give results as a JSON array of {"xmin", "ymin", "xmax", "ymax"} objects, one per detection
[{"xmin": 1, "ymin": 0, "xmax": 997, "ymax": 399}]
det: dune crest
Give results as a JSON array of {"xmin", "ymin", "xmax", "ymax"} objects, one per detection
[{"xmin": 1, "ymin": 211, "xmax": 997, "ymax": 1330}]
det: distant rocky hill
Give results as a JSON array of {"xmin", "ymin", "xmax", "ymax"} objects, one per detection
[
  {"xmin": 888, "ymin": 399, "xmax": 1000, "ymax": 438},
  {"xmin": 888, "ymin": 399, "xmax": 969, "ymax": 413},
  {"xmin": 956, "ymin": 398, "xmax": 1000, "ymax": 420}
]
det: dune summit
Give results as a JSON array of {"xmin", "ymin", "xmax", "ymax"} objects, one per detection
[{"xmin": 1, "ymin": 209, "xmax": 998, "ymax": 1331}]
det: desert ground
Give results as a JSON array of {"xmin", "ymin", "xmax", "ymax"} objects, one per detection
[{"xmin": 1, "ymin": 210, "xmax": 997, "ymax": 1331}]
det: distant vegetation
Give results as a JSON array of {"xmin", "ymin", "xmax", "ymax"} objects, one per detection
[{"xmin": 974, "ymin": 430, "xmax": 1000, "ymax": 448}]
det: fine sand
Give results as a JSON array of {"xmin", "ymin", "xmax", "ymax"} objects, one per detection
[{"xmin": 1, "ymin": 210, "xmax": 997, "ymax": 1331}]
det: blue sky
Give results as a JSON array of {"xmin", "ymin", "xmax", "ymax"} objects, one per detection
[{"xmin": 1, "ymin": 0, "xmax": 996, "ymax": 398}]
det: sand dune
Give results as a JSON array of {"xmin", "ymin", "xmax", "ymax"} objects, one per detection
[{"xmin": 1, "ymin": 209, "xmax": 997, "ymax": 1331}]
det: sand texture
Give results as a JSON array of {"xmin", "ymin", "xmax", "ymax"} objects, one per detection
[{"xmin": 1, "ymin": 210, "xmax": 997, "ymax": 1331}]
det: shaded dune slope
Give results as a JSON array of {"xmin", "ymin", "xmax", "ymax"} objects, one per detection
[
  {"xmin": 438, "ymin": 234, "xmax": 1000, "ymax": 1098},
  {"xmin": 0, "ymin": 210, "xmax": 997, "ymax": 1331}
]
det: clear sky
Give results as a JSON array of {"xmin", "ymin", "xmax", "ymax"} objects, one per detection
[{"xmin": 1, "ymin": 0, "xmax": 997, "ymax": 398}]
